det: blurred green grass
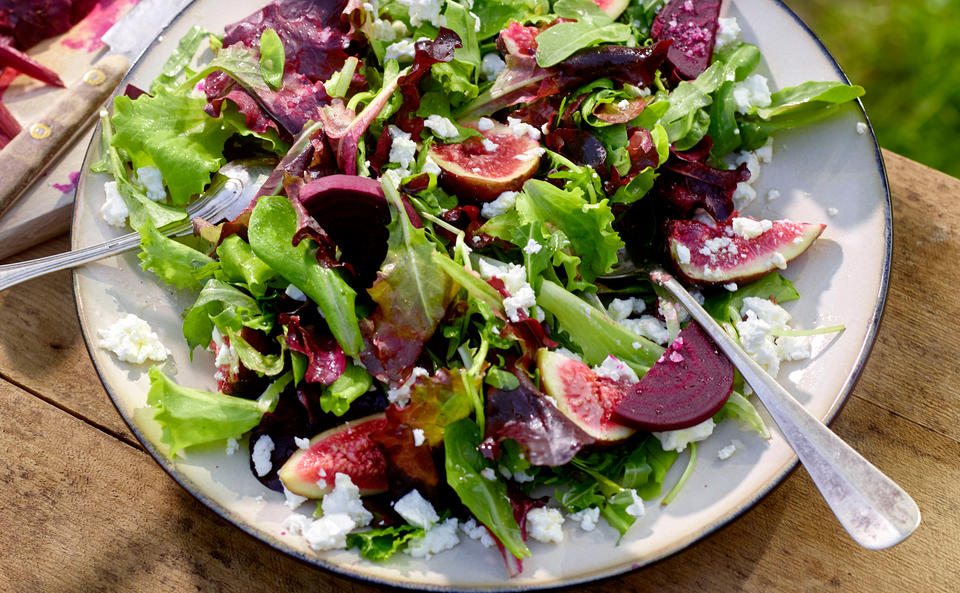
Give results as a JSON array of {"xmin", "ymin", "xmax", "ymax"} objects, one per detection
[{"xmin": 785, "ymin": 0, "xmax": 960, "ymax": 177}]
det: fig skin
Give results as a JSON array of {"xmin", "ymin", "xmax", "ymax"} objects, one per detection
[{"xmin": 428, "ymin": 121, "xmax": 542, "ymax": 202}]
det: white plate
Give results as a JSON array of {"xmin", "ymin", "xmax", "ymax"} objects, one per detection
[{"xmin": 71, "ymin": 0, "xmax": 891, "ymax": 589}]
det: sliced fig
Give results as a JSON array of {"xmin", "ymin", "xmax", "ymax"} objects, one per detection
[
  {"xmin": 536, "ymin": 349, "xmax": 635, "ymax": 441},
  {"xmin": 277, "ymin": 413, "xmax": 389, "ymax": 498},
  {"xmin": 613, "ymin": 321, "xmax": 733, "ymax": 431},
  {"xmin": 667, "ymin": 216, "xmax": 825, "ymax": 285},
  {"xmin": 651, "ymin": 0, "xmax": 722, "ymax": 80},
  {"xmin": 591, "ymin": 0, "xmax": 631, "ymax": 20},
  {"xmin": 428, "ymin": 121, "xmax": 542, "ymax": 202}
]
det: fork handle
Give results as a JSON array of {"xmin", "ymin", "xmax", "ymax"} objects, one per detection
[
  {"xmin": 0, "ymin": 220, "xmax": 191, "ymax": 291},
  {"xmin": 654, "ymin": 271, "xmax": 921, "ymax": 550}
]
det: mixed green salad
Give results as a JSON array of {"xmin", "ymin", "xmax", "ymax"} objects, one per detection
[{"xmin": 94, "ymin": 0, "xmax": 862, "ymax": 575}]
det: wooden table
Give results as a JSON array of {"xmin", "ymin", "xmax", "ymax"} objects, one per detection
[{"xmin": 0, "ymin": 150, "xmax": 957, "ymax": 592}]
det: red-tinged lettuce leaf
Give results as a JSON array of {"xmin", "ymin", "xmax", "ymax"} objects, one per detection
[
  {"xmin": 652, "ymin": 150, "xmax": 750, "ymax": 222},
  {"xmin": 651, "ymin": 0, "xmax": 721, "ymax": 80},
  {"xmin": 438, "ymin": 206, "xmax": 494, "ymax": 249},
  {"xmin": 222, "ymin": 0, "xmax": 352, "ymax": 82},
  {"xmin": 281, "ymin": 314, "xmax": 346, "ymax": 385},
  {"xmin": 394, "ymin": 27, "xmax": 463, "ymax": 136},
  {"xmin": 371, "ymin": 418, "xmax": 441, "ymax": 498},
  {"xmin": 204, "ymin": 77, "xmax": 280, "ymax": 136},
  {"xmin": 492, "ymin": 492, "xmax": 546, "ymax": 578},
  {"xmin": 480, "ymin": 369, "xmax": 594, "ymax": 466},
  {"xmin": 393, "ymin": 368, "xmax": 474, "ymax": 446},
  {"xmin": 359, "ymin": 195, "xmax": 458, "ymax": 383},
  {"xmin": 554, "ymin": 41, "xmax": 671, "ymax": 90}
]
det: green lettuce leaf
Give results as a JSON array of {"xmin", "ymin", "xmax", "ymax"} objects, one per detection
[
  {"xmin": 137, "ymin": 220, "xmax": 219, "ymax": 291},
  {"xmin": 319, "ymin": 363, "xmax": 374, "ymax": 416},
  {"xmin": 150, "ymin": 25, "xmax": 211, "ymax": 95},
  {"xmin": 258, "ymin": 28, "xmax": 285, "ymax": 89},
  {"xmin": 346, "ymin": 524, "xmax": 425, "ymax": 561},
  {"xmin": 216, "ymin": 235, "xmax": 277, "ymax": 297},
  {"xmin": 182, "ymin": 278, "xmax": 273, "ymax": 353}
]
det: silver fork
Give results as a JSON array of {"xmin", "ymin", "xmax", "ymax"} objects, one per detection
[
  {"xmin": 651, "ymin": 268, "xmax": 920, "ymax": 550},
  {"xmin": 0, "ymin": 161, "xmax": 273, "ymax": 292}
]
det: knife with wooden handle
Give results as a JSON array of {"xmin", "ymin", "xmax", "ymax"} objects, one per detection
[{"xmin": 0, "ymin": 0, "xmax": 194, "ymax": 222}]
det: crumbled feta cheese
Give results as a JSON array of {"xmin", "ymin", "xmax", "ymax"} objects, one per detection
[
  {"xmin": 717, "ymin": 443, "xmax": 737, "ymax": 460},
  {"xmin": 412, "ymin": 428, "xmax": 426, "ymax": 446},
  {"xmin": 617, "ymin": 99, "xmax": 630, "ymax": 110},
  {"xmin": 482, "ymin": 138, "xmax": 498, "ymax": 152},
  {"xmin": 282, "ymin": 513, "xmax": 311, "ymax": 536},
  {"xmin": 607, "ymin": 297, "xmax": 640, "ymax": 322},
  {"xmin": 294, "ymin": 437, "xmax": 311, "ymax": 450},
  {"xmin": 397, "ymin": 0, "xmax": 445, "ymax": 28},
  {"xmin": 778, "ymin": 335, "xmax": 812, "ymax": 361},
  {"xmin": 393, "ymin": 489, "xmax": 439, "ymax": 529},
  {"xmin": 827, "ymin": 207, "xmax": 839, "ymax": 216},
  {"xmin": 424, "ymin": 114, "xmax": 459, "ymax": 139},
  {"xmin": 136, "ymin": 166, "xmax": 166, "ymax": 201},
  {"xmin": 478, "ymin": 261, "xmax": 536, "ymax": 322},
  {"xmin": 754, "ymin": 137, "xmax": 774, "ymax": 163},
  {"xmin": 732, "ymin": 74, "xmax": 772, "ymax": 114},
  {"xmin": 97, "ymin": 313, "xmax": 170, "ymax": 364},
  {"xmin": 675, "ymin": 243, "xmax": 691, "ymax": 264},
  {"xmin": 225, "ymin": 438, "xmax": 239, "ymax": 455},
  {"xmin": 625, "ymin": 489, "xmax": 645, "ymax": 518},
  {"xmin": 732, "ymin": 181, "xmax": 757, "ymax": 210},
  {"xmin": 724, "ymin": 282, "xmax": 738, "ymax": 292},
  {"xmin": 622, "ymin": 315, "xmax": 670, "ymax": 345},
  {"xmin": 568, "ymin": 507, "xmax": 600, "ymax": 531},
  {"xmin": 654, "ymin": 418, "xmax": 716, "ymax": 452},
  {"xmin": 506, "ymin": 116, "xmax": 541, "ymax": 140},
  {"xmin": 100, "ymin": 181, "xmax": 128, "ymax": 228},
  {"xmin": 513, "ymin": 146, "xmax": 545, "ymax": 162},
  {"xmin": 477, "ymin": 117, "xmax": 495, "ymax": 131},
  {"xmin": 387, "ymin": 366, "xmax": 430, "ymax": 407},
  {"xmin": 323, "ymin": 473, "xmax": 373, "ymax": 526},
  {"xmin": 512, "ymin": 469, "xmax": 534, "ymax": 483},
  {"xmin": 523, "ymin": 238, "xmax": 542, "ymax": 254},
  {"xmin": 770, "ymin": 251, "xmax": 788, "ymax": 269},
  {"xmin": 480, "ymin": 53, "xmax": 506, "ymax": 81},
  {"xmin": 283, "ymin": 484, "xmax": 308, "ymax": 510},
  {"xmin": 422, "ymin": 155, "xmax": 442, "ymax": 176},
  {"xmin": 480, "ymin": 467, "xmax": 497, "ymax": 481},
  {"xmin": 714, "ymin": 16, "xmax": 741, "ymax": 51},
  {"xmin": 766, "ymin": 189, "xmax": 781, "ymax": 201},
  {"xmin": 384, "ymin": 38, "xmax": 417, "ymax": 62},
  {"xmin": 731, "ymin": 217, "xmax": 773, "ymax": 240},
  {"xmin": 372, "ymin": 19, "xmax": 398, "ymax": 42},
  {"xmin": 553, "ymin": 347, "xmax": 583, "ymax": 362},
  {"xmin": 285, "ymin": 284, "xmax": 308, "ymax": 301},
  {"xmin": 736, "ymin": 150, "xmax": 761, "ymax": 181},
  {"xmin": 406, "ymin": 518, "xmax": 460, "ymax": 558},
  {"xmin": 303, "ymin": 513, "xmax": 356, "ymax": 551},
  {"xmin": 460, "ymin": 518, "xmax": 496, "ymax": 547},
  {"xmin": 480, "ymin": 190, "xmax": 518, "ymax": 218},
  {"xmin": 735, "ymin": 296, "xmax": 813, "ymax": 376},
  {"xmin": 251, "ymin": 435, "xmax": 275, "ymax": 477},
  {"xmin": 527, "ymin": 507, "xmax": 565, "ymax": 543},
  {"xmin": 593, "ymin": 355, "xmax": 640, "ymax": 384},
  {"xmin": 856, "ymin": 122, "xmax": 868, "ymax": 135},
  {"xmin": 388, "ymin": 125, "xmax": 417, "ymax": 169}
]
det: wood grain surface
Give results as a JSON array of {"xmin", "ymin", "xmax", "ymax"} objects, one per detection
[{"xmin": 0, "ymin": 150, "xmax": 957, "ymax": 592}]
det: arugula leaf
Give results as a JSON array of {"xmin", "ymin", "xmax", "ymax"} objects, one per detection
[
  {"xmin": 346, "ymin": 524, "xmax": 425, "ymax": 561},
  {"xmin": 319, "ymin": 363, "xmax": 374, "ymax": 416},
  {"xmin": 137, "ymin": 220, "xmax": 218, "ymax": 291},
  {"xmin": 471, "ymin": 0, "xmax": 550, "ymax": 40},
  {"xmin": 445, "ymin": 418, "xmax": 531, "ymax": 559},
  {"xmin": 258, "ymin": 28, "xmax": 285, "ymax": 89},
  {"xmin": 216, "ymin": 234, "xmax": 277, "ymax": 297},
  {"xmin": 702, "ymin": 272, "xmax": 800, "ymax": 329},
  {"xmin": 147, "ymin": 366, "xmax": 267, "ymax": 456},
  {"xmin": 713, "ymin": 391, "xmax": 770, "ymax": 439},
  {"xmin": 150, "ymin": 25, "xmax": 211, "ymax": 95},
  {"xmin": 247, "ymin": 195, "xmax": 362, "ymax": 357}
]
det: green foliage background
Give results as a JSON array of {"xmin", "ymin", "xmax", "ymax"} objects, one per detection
[{"xmin": 785, "ymin": 0, "xmax": 960, "ymax": 177}]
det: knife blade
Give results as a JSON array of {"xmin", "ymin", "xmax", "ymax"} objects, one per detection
[{"xmin": 0, "ymin": 0, "xmax": 195, "ymax": 222}]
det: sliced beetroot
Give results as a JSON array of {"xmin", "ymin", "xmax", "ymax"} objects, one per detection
[
  {"xmin": 612, "ymin": 321, "xmax": 733, "ymax": 431},
  {"xmin": 667, "ymin": 215, "xmax": 826, "ymax": 285},
  {"xmin": 278, "ymin": 413, "xmax": 389, "ymax": 498},
  {"xmin": 650, "ymin": 0, "xmax": 721, "ymax": 80}
]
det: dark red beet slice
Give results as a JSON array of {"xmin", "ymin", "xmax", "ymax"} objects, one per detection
[
  {"xmin": 650, "ymin": 0, "xmax": 721, "ymax": 80},
  {"xmin": 612, "ymin": 321, "xmax": 733, "ymax": 431}
]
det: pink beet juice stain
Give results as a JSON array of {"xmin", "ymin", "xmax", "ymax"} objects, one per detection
[
  {"xmin": 60, "ymin": 0, "xmax": 140, "ymax": 53},
  {"xmin": 52, "ymin": 171, "xmax": 81, "ymax": 193}
]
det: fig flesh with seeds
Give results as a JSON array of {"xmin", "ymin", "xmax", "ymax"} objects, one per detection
[
  {"xmin": 612, "ymin": 321, "xmax": 734, "ymax": 431},
  {"xmin": 428, "ymin": 121, "xmax": 542, "ymax": 202},
  {"xmin": 591, "ymin": 0, "xmax": 631, "ymax": 19},
  {"xmin": 277, "ymin": 413, "xmax": 388, "ymax": 498},
  {"xmin": 536, "ymin": 349, "xmax": 635, "ymax": 441},
  {"xmin": 667, "ymin": 215, "xmax": 825, "ymax": 285}
]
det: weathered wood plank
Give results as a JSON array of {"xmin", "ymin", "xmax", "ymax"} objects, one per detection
[{"xmin": 1, "ymin": 372, "xmax": 956, "ymax": 593}]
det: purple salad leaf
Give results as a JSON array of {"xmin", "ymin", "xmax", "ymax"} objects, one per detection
[{"xmin": 281, "ymin": 314, "xmax": 346, "ymax": 385}]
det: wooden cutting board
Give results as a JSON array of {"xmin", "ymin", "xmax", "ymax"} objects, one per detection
[{"xmin": 0, "ymin": 0, "xmax": 140, "ymax": 260}]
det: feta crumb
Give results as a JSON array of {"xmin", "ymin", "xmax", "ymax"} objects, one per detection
[
  {"xmin": 512, "ymin": 469, "xmax": 534, "ymax": 483},
  {"xmin": 480, "ymin": 467, "xmax": 497, "ymax": 481},
  {"xmin": 251, "ymin": 435, "xmax": 275, "ymax": 477},
  {"xmin": 476, "ymin": 117, "xmax": 495, "ymax": 132},
  {"xmin": 526, "ymin": 507, "xmax": 565, "ymax": 543},
  {"xmin": 422, "ymin": 155, "xmax": 442, "ymax": 176},
  {"xmin": 387, "ymin": 366, "xmax": 430, "ymax": 407},
  {"xmin": 303, "ymin": 513, "xmax": 356, "ymax": 551},
  {"xmin": 482, "ymin": 138, "xmax": 498, "ymax": 152},
  {"xmin": 856, "ymin": 122, "xmax": 868, "ymax": 135},
  {"xmin": 294, "ymin": 437, "xmax": 311, "ymax": 450},
  {"xmin": 506, "ymin": 116, "xmax": 541, "ymax": 140},
  {"xmin": 654, "ymin": 418, "xmax": 716, "ymax": 453},
  {"xmin": 372, "ymin": 19, "xmax": 398, "ymax": 43},
  {"xmin": 770, "ymin": 252, "xmax": 788, "ymax": 269},
  {"xmin": 405, "ymin": 518, "xmax": 460, "ymax": 558},
  {"xmin": 675, "ymin": 243, "xmax": 691, "ymax": 264},
  {"xmin": 766, "ymin": 189, "xmax": 781, "ymax": 201},
  {"xmin": 754, "ymin": 137, "xmax": 774, "ymax": 163},
  {"xmin": 424, "ymin": 114, "xmax": 459, "ymax": 139},
  {"xmin": 397, "ymin": 0, "xmax": 446, "ymax": 28},
  {"xmin": 384, "ymin": 38, "xmax": 417, "ymax": 62},
  {"xmin": 285, "ymin": 284, "xmax": 308, "ymax": 301},
  {"xmin": 718, "ymin": 443, "xmax": 737, "ymax": 460},
  {"xmin": 714, "ymin": 16, "xmax": 741, "ymax": 51},
  {"xmin": 827, "ymin": 207, "xmax": 839, "ymax": 216},
  {"xmin": 282, "ymin": 513, "xmax": 311, "ymax": 536},
  {"xmin": 732, "ymin": 74, "xmax": 772, "ymax": 114},
  {"xmin": 724, "ymin": 282, "xmax": 738, "ymax": 292},
  {"xmin": 622, "ymin": 315, "xmax": 670, "ymax": 345},
  {"xmin": 523, "ymin": 238, "xmax": 542, "ymax": 254},
  {"xmin": 323, "ymin": 473, "xmax": 373, "ymax": 526},
  {"xmin": 568, "ymin": 507, "xmax": 600, "ymax": 531},
  {"xmin": 732, "ymin": 181, "xmax": 757, "ymax": 210},
  {"xmin": 553, "ymin": 347, "xmax": 583, "ymax": 362},
  {"xmin": 100, "ymin": 181, "xmax": 128, "ymax": 228},
  {"xmin": 394, "ymin": 489, "xmax": 439, "ymax": 529},
  {"xmin": 388, "ymin": 125, "xmax": 417, "ymax": 169},
  {"xmin": 461, "ymin": 518, "xmax": 495, "ymax": 547},
  {"xmin": 283, "ymin": 484, "xmax": 308, "ymax": 510},
  {"xmin": 97, "ymin": 313, "xmax": 170, "ymax": 364},
  {"xmin": 481, "ymin": 190, "xmax": 518, "ymax": 218},
  {"xmin": 732, "ymin": 217, "xmax": 773, "ymax": 240},
  {"xmin": 513, "ymin": 146, "xmax": 545, "ymax": 162},
  {"xmin": 225, "ymin": 438, "xmax": 239, "ymax": 455},
  {"xmin": 593, "ymin": 355, "xmax": 640, "ymax": 384},
  {"xmin": 412, "ymin": 428, "xmax": 426, "ymax": 446},
  {"xmin": 136, "ymin": 166, "xmax": 166, "ymax": 201},
  {"xmin": 478, "ymin": 261, "xmax": 536, "ymax": 322},
  {"xmin": 480, "ymin": 53, "xmax": 506, "ymax": 81},
  {"xmin": 625, "ymin": 489, "xmax": 645, "ymax": 518}
]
